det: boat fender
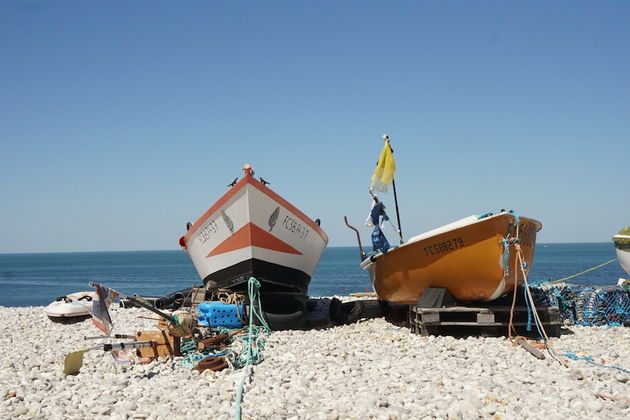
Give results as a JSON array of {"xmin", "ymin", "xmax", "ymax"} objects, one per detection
[
  {"xmin": 330, "ymin": 298, "xmax": 386, "ymax": 324},
  {"xmin": 155, "ymin": 288, "xmax": 194, "ymax": 310},
  {"xmin": 329, "ymin": 298, "xmax": 364, "ymax": 324},
  {"xmin": 359, "ymin": 299, "xmax": 388, "ymax": 319},
  {"xmin": 249, "ymin": 297, "xmax": 306, "ymax": 330},
  {"xmin": 370, "ymin": 255, "xmax": 377, "ymax": 262},
  {"xmin": 262, "ymin": 310, "xmax": 306, "ymax": 331}
]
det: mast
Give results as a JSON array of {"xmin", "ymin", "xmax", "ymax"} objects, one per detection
[{"xmin": 383, "ymin": 135, "xmax": 403, "ymax": 243}]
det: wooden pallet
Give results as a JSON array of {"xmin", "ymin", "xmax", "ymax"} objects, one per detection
[{"xmin": 409, "ymin": 305, "xmax": 561, "ymax": 337}]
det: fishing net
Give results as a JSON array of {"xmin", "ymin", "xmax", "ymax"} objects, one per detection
[{"xmin": 530, "ymin": 283, "xmax": 630, "ymax": 327}]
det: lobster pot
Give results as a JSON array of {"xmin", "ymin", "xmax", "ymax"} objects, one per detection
[
  {"xmin": 530, "ymin": 283, "xmax": 577, "ymax": 324},
  {"xmin": 575, "ymin": 287, "xmax": 630, "ymax": 326}
]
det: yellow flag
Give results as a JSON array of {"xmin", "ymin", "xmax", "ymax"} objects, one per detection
[{"xmin": 370, "ymin": 142, "xmax": 396, "ymax": 192}]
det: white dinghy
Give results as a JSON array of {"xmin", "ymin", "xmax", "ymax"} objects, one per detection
[{"xmin": 44, "ymin": 291, "xmax": 95, "ymax": 322}]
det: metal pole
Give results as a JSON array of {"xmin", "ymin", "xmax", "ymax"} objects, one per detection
[
  {"xmin": 391, "ymin": 177, "xmax": 403, "ymax": 243},
  {"xmin": 89, "ymin": 282, "xmax": 176, "ymax": 323},
  {"xmin": 384, "ymin": 136, "xmax": 403, "ymax": 244},
  {"xmin": 344, "ymin": 216, "xmax": 367, "ymax": 261}
]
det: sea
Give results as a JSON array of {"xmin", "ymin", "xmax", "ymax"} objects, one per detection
[{"xmin": 0, "ymin": 243, "xmax": 626, "ymax": 307}]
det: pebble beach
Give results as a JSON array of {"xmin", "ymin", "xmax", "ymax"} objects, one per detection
[{"xmin": 1, "ymin": 305, "xmax": 629, "ymax": 420}]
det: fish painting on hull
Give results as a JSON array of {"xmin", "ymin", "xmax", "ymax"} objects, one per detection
[
  {"xmin": 221, "ymin": 210, "xmax": 234, "ymax": 233},
  {"xmin": 180, "ymin": 164, "xmax": 328, "ymax": 295},
  {"xmin": 268, "ymin": 207, "xmax": 280, "ymax": 231}
]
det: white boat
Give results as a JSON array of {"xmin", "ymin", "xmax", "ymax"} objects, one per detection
[
  {"xmin": 613, "ymin": 227, "xmax": 630, "ymax": 277},
  {"xmin": 179, "ymin": 164, "xmax": 328, "ymax": 295},
  {"xmin": 44, "ymin": 291, "xmax": 95, "ymax": 321}
]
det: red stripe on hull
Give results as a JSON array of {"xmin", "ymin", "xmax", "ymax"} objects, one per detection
[{"xmin": 206, "ymin": 222, "xmax": 302, "ymax": 257}]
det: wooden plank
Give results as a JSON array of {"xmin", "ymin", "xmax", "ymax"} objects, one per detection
[
  {"xmin": 434, "ymin": 321, "xmax": 504, "ymax": 326},
  {"xmin": 414, "ymin": 306, "xmax": 493, "ymax": 313},
  {"xmin": 477, "ymin": 313, "xmax": 495, "ymax": 324},
  {"xmin": 516, "ymin": 337, "xmax": 546, "ymax": 359},
  {"xmin": 421, "ymin": 313, "xmax": 440, "ymax": 324},
  {"xmin": 421, "ymin": 321, "xmax": 560, "ymax": 327}
]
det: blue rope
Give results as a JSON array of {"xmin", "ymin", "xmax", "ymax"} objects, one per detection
[
  {"xmin": 524, "ymin": 284, "xmax": 533, "ymax": 332},
  {"xmin": 501, "ymin": 238, "xmax": 510, "ymax": 278},
  {"xmin": 562, "ymin": 352, "xmax": 630, "ymax": 374},
  {"xmin": 523, "ymin": 284, "xmax": 549, "ymax": 343}
]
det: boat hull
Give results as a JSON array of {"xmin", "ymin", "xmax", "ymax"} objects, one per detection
[
  {"xmin": 613, "ymin": 230, "xmax": 630, "ymax": 276},
  {"xmin": 616, "ymin": 249, "xmax": 630, "ymax": 277},
  {"xmin": 362, "ymin": 213, "xmax": 542, "ymax": 304},
  {"xmin": 44, "ymin": 291, "xmax": 95, "ymax": 319},
  {"xmin": 180, "ymin": 168, "xmax": 328, "ymax": 295}
]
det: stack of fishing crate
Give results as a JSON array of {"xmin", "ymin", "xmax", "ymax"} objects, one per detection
[{"xmin": 409, "ymin": 304, "xmax": 561, "ymax": 337}]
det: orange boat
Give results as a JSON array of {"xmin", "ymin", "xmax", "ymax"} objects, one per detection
[{"xmin": 359, "ymin": 211, "xmax": 542, "ymax": 304}]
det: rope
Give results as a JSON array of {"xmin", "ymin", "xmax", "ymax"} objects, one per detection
[
  {"xmin": 544, "ymin": 258, "xmax": 619, "ymax": 285},
  {"xmin": 502, "ymin": 231, "xmax": 629, "ymax": 402},
  {"xmin": 233, "ymin": 277, "xmax": 272, "ymax": 420},
  {"xmin": 501, "ymin": 238, "xmax": 510, "ymax": 278},
  {"xmin": 208, "ymin": 288, "xmax": 246, "ymax": 305},
  {"xmin": 523, "ymin": 282, "xmax": 533, "ymax": 332},
  {"xmin": 509, "ymin": 209, "xmax": 520, "ymax": 227},
  {"xmin": 506, "ymin": 237, "xmax": 567, "ymax": 365},
  {"xmin": 561, "ymin": 352, "xmax": 630, "ymax": 374}
]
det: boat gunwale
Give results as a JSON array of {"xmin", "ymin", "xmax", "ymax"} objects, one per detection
[{"xmin": 360, "ymin": 212, "xmax": 542, "ymax": 270}]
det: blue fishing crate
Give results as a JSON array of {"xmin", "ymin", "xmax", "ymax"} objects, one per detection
[{"xmin": 197, "ymin": 301, "xmax": 245, "ymax": 328}]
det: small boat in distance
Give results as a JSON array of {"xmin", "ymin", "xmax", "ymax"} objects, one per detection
[
  {"xmin": 613, "ymin": 226, "xmax": 630, "ymax": 277},
  {"xmin": 360, "ymin": 212, "xmax": 542, "ymax": 304},
  {"xmin": 44, "ymin": 291, "xmax": 95, "ymax": 322},
  {"xmin": 179, "ymin": 164, "xmax": 328, "ymax": 296}
]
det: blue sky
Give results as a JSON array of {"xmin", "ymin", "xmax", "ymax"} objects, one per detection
[{"xmin": 1, "ymin": 1, "xmax": 629, "ymax": 253}]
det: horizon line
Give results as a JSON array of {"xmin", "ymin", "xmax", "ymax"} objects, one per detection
[{"xmin": 0, "ymin": 241, "xmax": 617, "ymax": 256}]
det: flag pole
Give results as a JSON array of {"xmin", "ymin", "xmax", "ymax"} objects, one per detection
[{"xmin": 384, "ymin": 135, "xmax": 404, "ymax": 243}]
